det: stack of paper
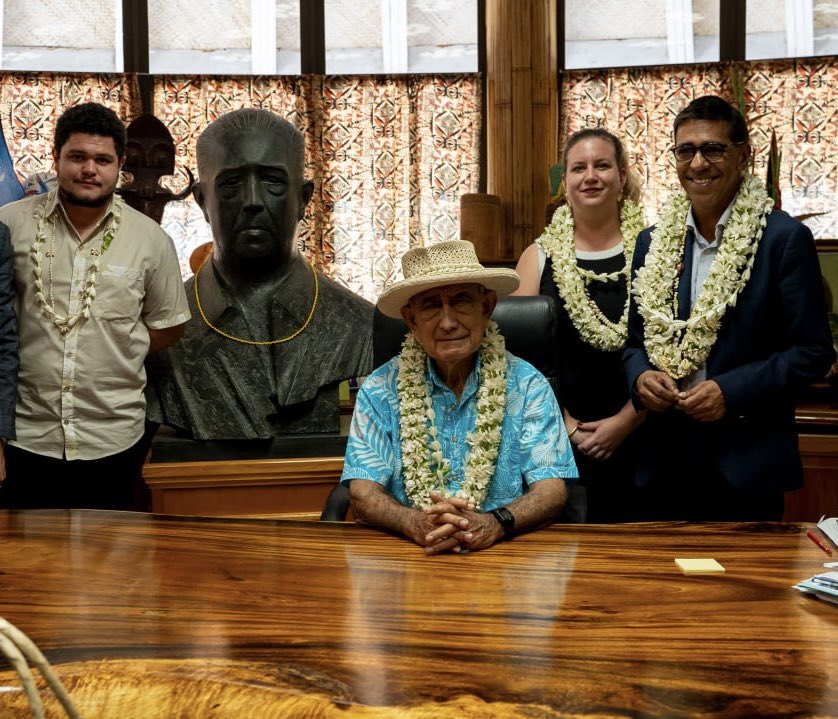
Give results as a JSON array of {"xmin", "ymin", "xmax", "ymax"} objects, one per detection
[
  {"xmin": 818, "ymin": 516, "xmax": 838, "ymax": 549},
  {"xmin": 795, "ymin": 571, "xmax": 838, "ymax": 605}
]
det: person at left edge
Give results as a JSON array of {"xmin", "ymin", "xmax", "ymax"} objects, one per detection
[
  {"xmin": 341, "ymin": 240, "xmax": 578, "ymax": 555},
  {"xmin": 0, "ymin": 103, "xmax": 189, "ymax": 510},
  {"xmin": 0, "ymin": 221, "xmax": 18, "ymax": 484}
]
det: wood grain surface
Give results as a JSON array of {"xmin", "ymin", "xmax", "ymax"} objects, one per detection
[{"xmin": 0, "ymin": 511, "xmax": 836, "ymax": 717}]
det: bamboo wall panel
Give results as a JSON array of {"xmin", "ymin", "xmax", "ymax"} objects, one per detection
[{"xmin": 486, "ymin": 0, "xmax": 558, "ymax": 261}]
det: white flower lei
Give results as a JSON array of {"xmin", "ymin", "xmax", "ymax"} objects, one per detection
[
  {"xmin": 397, "ymin": 321, "xmax": 507, "ymax": 510},
  {"xmin": 632, "ymin": 174, "xmax": 773, "ymax": 379},
  {"xmin": 31, "ymin": 193, "xmax": 122, "ymax": 334},
  {"xmin": 537, "ymin": 199, "xmax": 645, "ymax": 351}
]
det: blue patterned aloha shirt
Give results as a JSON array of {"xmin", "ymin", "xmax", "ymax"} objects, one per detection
[{"xmin": 341, "ymin": 351, "xmax": 578, "ymax": 511}]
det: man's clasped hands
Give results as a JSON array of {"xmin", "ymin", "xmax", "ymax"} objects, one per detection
[{"xmin": 410, "ymin": 492, "xmax": 503, "ymax": 555}]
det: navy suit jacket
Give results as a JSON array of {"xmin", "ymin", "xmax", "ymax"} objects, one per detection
[
  {"xmin": 624, "ymin": 210, "xmax": 835, "ymax": 494},
  {"xmin": 0, "ymin": 222, "xmax": 17, "ymax": 440}
]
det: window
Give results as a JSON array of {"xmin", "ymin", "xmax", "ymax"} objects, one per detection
[
  {"xmin": 147, "ymin": 0, "xmax": 474, "ymax": 76},
  {"xmin": 565, "ymin": 0, "xmax": 720, "ymax": 69},
  {"xmin": 275, "ymin": 0, "xmax": 302, "ymax": 73},
  {"xmin": 325, "ymin": 0, "xmax": 477, "ymax": 74},
  {"xmin": 746, "ymin": 0, "xmax": 838, "ymax": 60},
  {"xmin": 0, "ymin": 0, "xmax": 120, "ymax": 72},
  {"xmin": 149, "ymin": 0, "xmax": 301, "ymax": 75}
]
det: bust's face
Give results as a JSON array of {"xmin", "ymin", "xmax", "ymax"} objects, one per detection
[{"xmin": 195, "ymin": 127, "xmax": 312, "ymax": 271}]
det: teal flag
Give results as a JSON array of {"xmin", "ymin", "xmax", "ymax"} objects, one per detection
[{"xmin": 0, "ymin": 118, "xmax": 23, "ymax": 206}]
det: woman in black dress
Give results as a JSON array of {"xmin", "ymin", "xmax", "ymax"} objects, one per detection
[{"xmin": 513, "ymin": 128, "xmax": 646, "ymax": 522}]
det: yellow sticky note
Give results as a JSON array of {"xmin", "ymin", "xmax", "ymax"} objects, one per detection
[
  {"xmin": 675, "ymin": 558, "xmax": 725, "ymax": 575},
  {"xmin": 339, "ymin": 380, "xmax": 350, "ymax": 402}
]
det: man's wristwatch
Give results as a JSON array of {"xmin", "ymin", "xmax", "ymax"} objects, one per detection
[{"xmin": 489, "ymin": 506, "xmax": 516, "ymax": 539}]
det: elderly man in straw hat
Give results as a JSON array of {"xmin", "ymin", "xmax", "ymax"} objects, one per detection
[{"xmin": 340, "ymin": 240, "xmax": 578, "ymax": 555}]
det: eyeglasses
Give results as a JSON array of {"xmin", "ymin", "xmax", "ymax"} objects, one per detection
[{"xmin": 670, "ymin": 141, "xmax": 745, "ymax": 163}]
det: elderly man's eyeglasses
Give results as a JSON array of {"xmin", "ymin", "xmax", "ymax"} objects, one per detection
[{"xmin": 670, "ymin": 142, "xmax": 745, "ymax": 163}]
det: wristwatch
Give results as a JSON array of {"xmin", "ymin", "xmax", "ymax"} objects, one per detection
[{"xmin": 489, "ymin": 506, "xmax": 516, "ymax": 539}]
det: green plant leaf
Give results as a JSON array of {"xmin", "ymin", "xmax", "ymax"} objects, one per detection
[{"xmin": 549, "ymin": 164, "xmax": 563, "ymax": 198}]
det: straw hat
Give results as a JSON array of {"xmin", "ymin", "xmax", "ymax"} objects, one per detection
[{"xmin": 377, "ymin": 240, "xmax": 519, "ymax": 318}]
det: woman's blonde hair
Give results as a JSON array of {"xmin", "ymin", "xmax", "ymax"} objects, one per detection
[{"xmin": 560, "ymin": 128, "xmax": 642, "ymax": 206}]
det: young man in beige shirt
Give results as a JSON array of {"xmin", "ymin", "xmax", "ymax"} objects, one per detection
[{"xmin": 0, "ymin": 103, "xmax": 189, "ymax": 509}]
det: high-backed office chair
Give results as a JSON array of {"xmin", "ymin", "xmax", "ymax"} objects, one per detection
[
  {"xmin": 320, "ymin": 483, "xmax": 352, "ymax": 521},
  {"xmin": 321, "ymin": 295, "xmax": 586, "ymax": 523}
]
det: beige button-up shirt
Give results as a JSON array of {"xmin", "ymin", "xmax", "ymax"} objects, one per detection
[{"xmin": 0, "ymin": 189, "xmax": 189, "ymax": 460}]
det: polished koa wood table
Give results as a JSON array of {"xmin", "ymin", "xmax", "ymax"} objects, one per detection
[{"xmin": 0, "ymin": 511, "xmax": 836, "ymax": 717}]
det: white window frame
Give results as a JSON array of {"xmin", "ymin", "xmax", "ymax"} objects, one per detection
[
  {"xmin": 785, "ymin": 0, "xmax": 814, "ymax": 56},
  {"xmin": 666, "ymin": 0, "xmax": 695, "ymax": 63},
  {"xmin": 114, "ymin": 0, "xmax": 124, "ymax": 72},
  {"xmin": 251, "ymin": 0, "xmax": 278, "ymax": 74},
  {"xmin": 381, "ymin": 0, "xmax": 408, "ymax": 73}
]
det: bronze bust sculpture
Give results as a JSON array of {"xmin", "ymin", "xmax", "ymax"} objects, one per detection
[{"xmin": 146, "ymin": 109, "xmax": 374, "ymax": 439}]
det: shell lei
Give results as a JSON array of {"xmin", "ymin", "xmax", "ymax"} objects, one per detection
[
  {"xmin": 537, "ymin": 199, "xmax": 646, "ymax": 351},
  {"xmin": 31, "ymin": 196, "xmax": 122, "ymax": 334},
  {"xmin": 632, "ymin": 174, "xmax": 773, "ymax": 379},
  {"xmin": 397, "ymin": 321, "xmax": 507, "ymax": 510}
]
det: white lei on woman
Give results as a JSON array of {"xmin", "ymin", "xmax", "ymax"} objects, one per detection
[
  {"xmin": 397, "ymin": 321, "xmax": 507, "ymax": 510},
  {"xmin": 632, "ymin": 174, "xmax": 773, "ymax": 379},
  {"xmin": 537, "ymin": 199, "xmax": 646, "ymax": 351}
]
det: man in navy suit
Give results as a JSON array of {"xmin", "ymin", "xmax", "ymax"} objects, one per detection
[
  {"xmin": 0, "ymin": 223, "xmax": 17, "ymax": 483},
  {"xmin": 624, "ymin": 95, "xmax": 835, "ymax": 521}
]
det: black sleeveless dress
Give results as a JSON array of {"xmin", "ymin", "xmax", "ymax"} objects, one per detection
[{"xmin": 540, "ymin": 250, "xmax": 639, "ymax": 522}]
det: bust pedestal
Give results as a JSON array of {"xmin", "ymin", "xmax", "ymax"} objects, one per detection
[{"xmin": 143, "ymin": 425, "xmax": 348, "ymax": 518}]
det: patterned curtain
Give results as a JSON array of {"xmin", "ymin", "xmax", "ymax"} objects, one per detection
[
  {"xmin": 154, "ymin": 74, "xmax": 481, "ymax": 301},
  {"xmin": 0, "ymin": 72, "xmax": 480, "ymax": 303},
  {"xmin": 561, "ymin": 59, "xmax": 838, "ymax": 240},
  {"xmin": 0, "ymin": 72, "xmax": 140, "ymax": 180}
]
